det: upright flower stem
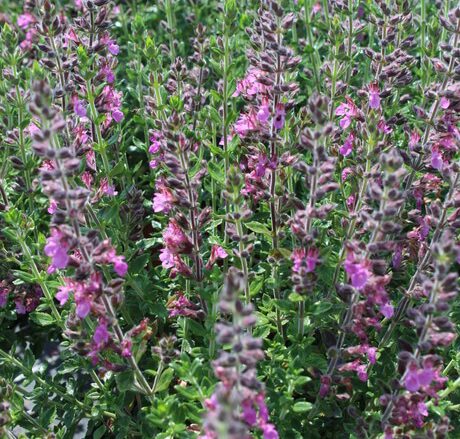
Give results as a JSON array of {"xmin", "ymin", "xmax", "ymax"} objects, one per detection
[
  {"xmin": 47, "ymin": 123, "xmax": 153, "ymax": 397},
  {"xmin": 378, "ymin": 172, "xmax": 459, "ymax": 350},
  {"xmin": 401, "ymin": 18, "xmax": 459, "ymax": 199},
  {"xmin": 344, "ymin": 0, "xmax": 354, "ymax": 85},
  {"xmin": 304, "ymin": 0, "xmax": 321, "ymax": 91}
]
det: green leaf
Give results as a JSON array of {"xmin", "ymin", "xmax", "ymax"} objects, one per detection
[
  {"xmin": 93, "ymin": 425, "xmax": 107, "ymax": 439},
  {"xmin": 244, "ymin": 221, "xmax": 271, "ymax": 236},
  {"xmin": 116, "ymin": 371, "xmax": 135, "ymax": 392},
  {"xmin": 129, "ymin": 253, "xmax": 150, "ymax": 274},
  {"xmin": 187, "ymin": 320, "xmax": 207, "ymax": 337},
  {"xmin": 293, "ymin": 401, "xmax": 313, "ymax": 413},
  {"xmin": 29, "ymin": 312, "xmax": 55, "ymax": 326},
  {"xmin": 207, "ymin": 162, "xmax": 225, "ymax": 184},
  {"xmin": 154, "ymin": 368, "xmax": 174, "ymax": 393}
]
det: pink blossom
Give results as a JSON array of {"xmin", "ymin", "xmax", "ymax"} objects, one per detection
[
  {"xmin": 431, "ymin": 148, "xmax": 443, "ymax": 170},
  {"xmin": 0, "ymin": 286, "xmax": 9, "ymax": 307},
  {"xmin": 17, "ymin": 13, "xmax": 35, "ymax": 29},
  {"xmin": 409, "ymin": 130, "xmax": 420, "ymax": 150},
  {"xmin": 99, "ymin": 177, "xmax": 118, "ymax": 196},
  {"xmin": 292, "ymin": 247, "xmax": 319, "ymax": 273},
  {"xmin": 205, "ymin": 245, "xmax": 228, "ymax": 269},
  {"xmin": 273, "ymin": 104, "xmax": 286, "ymax": 130},
  {"xmin": 262, "ymin": 423, "xmax": 279, "ymax": 439},
  {"xmin": 44, "ymin": 229, "xmax": 70, "ymax": 273},
  {"xmin": 48, "ymin": 199, "xmax": 58, "ymax": 214},
  {"xmin": 56, "ymin": 280, "xmax": 73, "ymax": 306},
  {"xmin": 380, "ymin": 302, "xmax": 394, "ymax": 318},
  {"xmin": 81, "ymin": 171, "xmax": 93, "ymax": 189},
  {"xmin": 105, "ymin": 248, "xmax": 128, "ymax": 277},
  {"xmin": 368, "ymin": 82, "xmax": 381, "ymax": 109},
  {"xmin": 342, "ymin": 167, "xmax": 353, "ymax": 181},
  {"xmin": 121, "ymin": 339, "xmax": 132, "ymax": 357},
  {"xmin": 93, "ymin": 320, "xmax": 110, "ymax": 346},
  {"xmin": 404, "ymin": 365, "xmax": 435, "ymax": 392},
  {"xmin": 73, "ymin": 97, "xmax": 87, "ymax": 117},
  {"xmin": 339, "ymin": 132, "xmax": 354, "ymax": 156},
  {"xmin": 163, "ymin": 220, "xmax": 192, "ymax": 255},
  {"xmin": 153, "ymin": 179, "xmax": 175, "ymax": 213},
  {"xmin": 344, "ymin": 252, "xmax": 370, "ymax": 290},
  {"xmin": 257, "ymin": 104, "xmax": 270, "ymax": 123},
  {"xmin": 440, "ymin": 96, "xmax": 450, "ymax": 109},
  {"xmin": 335, "ymin": 97, "xmax": 359, "ymax": 129},
  {"xmin": 234, "ymin": 111, "xmax": 259, "ymax": 138},
  {"xmin": 160, "ymin": 247, "xmax": 175, "ymax": 269}
]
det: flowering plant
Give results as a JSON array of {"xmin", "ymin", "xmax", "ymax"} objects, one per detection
[{"xmin": 0, "ymin": 0, "xmax": 459, "ymax": 438}]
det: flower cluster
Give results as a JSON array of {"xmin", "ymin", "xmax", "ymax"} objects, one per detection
[{"xmin": 200, "ymin": 267, "xmax": 278, "ymax": 439}]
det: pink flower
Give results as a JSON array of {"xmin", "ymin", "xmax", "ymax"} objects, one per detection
[
  {"xmin": 440, "ymin": 96, "xmax": 450, "ymax": 109},
  {"xmin": 48, "ymin": 199, "xmax": 58, "ymax": 214},
  {"xmin": 368, "ymin": 82, "xmax": 381, "ymax": 109},
  {"xmin": 99, "ymin": 178, "xmax": 118, "ymax": 196},
  {"xmin": 107, "ymin": 40, "xmax": 120, "ymax": 56},
  {"xmin": 262, "ymin": 423, "xmax": 279, "ymax": 439},
  {"xmin": 431, "ymin": 148, "xmax": 443, "ymax": 170},
  {"xmin": 17, "ymin": 13, "xmax": 35, "ymax": 29},
  {"xmin": 377, "ymin": 119, "xmax": 392, "ymax": 134},
  {"xmin": 205, "ymin": 245, "xmax": 228, "ymax": 269},
  {"xmin": 81, "ymin": 171, "xmax": 93, "ymax": 189},
  {"xmin": 163, "ymin": 220, "xmax": 193, "ymax": 255},
  {"xmin": 44, "ymin": 229, "xmax": 70, "ymax": 273},
  {"xmin": 380, "ymin": 302, "xmax": 394, "ymax": 318},
  {"xmin": 105, "ymin": 248, "xmax": 128, "ymax": 277},
  {"xmin": 73, "ymin": 97, "xmax": 87, "ymax": 117},
  {"xmin": 112, "ymin": 109, "xmax": 124, "ymax": 123},
  {"xmin": 93, "ymin": 320, "xmax": 110, "ymax": 346},
  {"xmin": 292, "ymin": 248, "xmax": 319, "ymax": 273},
  {"xmin": 404, "ymin": 364, "xmax": 435, "ymax": 392},
  {"xmin": 234, "ymin": 111, "xmax": 259, "ymax": 138},
  {"xmin": 344, "ymin": 252, "xmax": 370, "ymax": 290},
  {"xmin": 121, "ymin": 339, "xmax": 132, "ymax": 357},
  {"xmin": 160, "ymin": 247, "xmax": 175, "ymax": 269},
  {"xmin": 409, "ymin": 130, "xmax": 420, "ymax": 150},
  {"xmin": 339, "ymin": 132, "xmax": 354, "ymax": 156},
  {"xmin": 56, "ymin": 280, "xmax": 73, "ymax": 306},
  {"xmin": 273, "ymin": 104, "xmax": 286, "ymax": 130},
  {"xmin": 257, "ymin": 104, "xmax": 270, "ymax": 123},
  {"xmin": 335, "ymin": 97, "xmax": 359, "ymax": 129},
  {"xmin": 153, "ymin": 179, "xmax": 175, "ymax": 213},
  {"xmin": 341, "ymin": 167, "xmax": 353, "ymax": 181},
  {"xmin": 0, "ymin": 286, "xmax": 9, "ymax": 308}
]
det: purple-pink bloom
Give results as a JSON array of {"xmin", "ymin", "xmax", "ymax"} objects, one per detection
[
  {"xmin": 262, "ymin": 424, "xmax": 279, "ymax": 439},
  {"xmin": 335, "ymin": 97, "xmax": 359, "ymax": 129},
  {"xmin": 273, "ymin": 104, "xmax": 286, "ymax": 130},
  {"xmin": 257, "ymin": 104, "xmax": 270, "ymax": 123},
  {"xmin": 93, "ymin": 320, "xmax": 110, "ymax": 346},
  {"xmin": 344, "ymin": 252, "xmax": 370, "ymax": 290},
  {"xmin": 339, "ymin": 132, "xmax": 354, "ymax": 156},
  {"xmin": 44, "ymin": 228, "xmax": 70, "ymax": 273},
  {"xmin": 380, "ymin": 302, "xmax": 394, "ymax": 318},
  {"xmin": 431, "ymin": 148, "xmax": 443, "ymax": 170},
  {"xmin": 73, "ymin": 98, "xmax": 87, "ymax": 117},
  {"xmin": 368, "ymin": 82, "xmax": 381, "ymax": 109},
  {"xmin": 17, "ymin": 13, "xmax": 35, "ymax": 29},
  {"xmin": 440, "ymin": 96, "xmax": 450, "ymax": 109}
]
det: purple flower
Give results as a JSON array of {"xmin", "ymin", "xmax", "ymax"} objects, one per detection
[
  {"xmin": 380, "ymin": 302, "xmax": 394, "ymax": 318},
  {"xmin": 368, "ymin": 82, "xmax": 381, "ymax": 109},
  {"xmin": 262, "ymin": 424, "xmax": 279, "ymax": 439},
  {"xmin": 335, "ymin": 97, "xmax": 359, "ymax": 129},
  {"xmin": 112, "ymin": 109, "xmax": 124, "ymax": 123},
  {"xmin": 17, "ymin": 13, "xmax": 35, "ymax": 29},
  {"xmin": 73, "ymin": 97, "xmax": 87, "ymax": 117},
  {"xmin": 344, "ymin": 252, "xmax": 370, "ymax": 290},
  {"xmin": 404, "ymin": 365, "xmax": 435, "ymax": 392},
  {"xmin": 431, "ymin": 148, "xmax": 443, "ymax": 170},
  {"xmin": 44, "ymin": 229, "xmax": 70, "ymax": 273},
  {"xmin": 93, "ymin": 320, "xmax": 110, "ymax": 346},
  {"xmin": 257, "ymin": 104, "xmax": 270, "ymax": 123},
  {"xmin": 0, "ymin": 285, "xmax": 9, "ymax": 307},
  {"xmin": 273, "ymin": 104, "xmax": 286, "ymax": 130},
  {"xmin": 339, "ymin": 132, "xmax": 354, "ymax": 156}
]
